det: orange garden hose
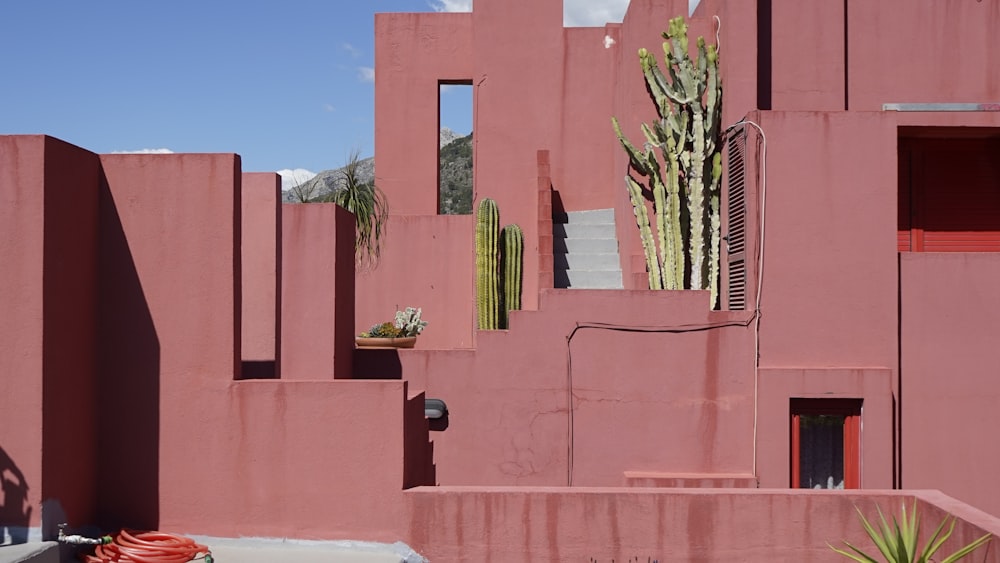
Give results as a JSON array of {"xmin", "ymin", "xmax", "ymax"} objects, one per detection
[{"xmin": 83, "ymin": 530, "xmax": 212, "ymax": 563}]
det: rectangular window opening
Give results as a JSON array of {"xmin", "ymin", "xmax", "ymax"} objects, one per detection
[
  {"xmin": 898, "ymin": 127, "xmax": 1000, "ymax": 252},
  {"xmin": 790, "ymin": 398, "xmax": 862, "ymax": 489},
  {"xmin": 438, "ymin": 81, "xmax": 473, "ymax": 215}
]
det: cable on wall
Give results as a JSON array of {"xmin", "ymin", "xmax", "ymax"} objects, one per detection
[
  {"xmin": 564, "ymin": 314, "xmax": 757, "ymax": 486},
  {"xmin": 722, "ymin": 117, "xmax": 768, "ymax": 478},
  {"xmin": 563, "ymin": 116, "xmax": 767, "ymax": 487}
]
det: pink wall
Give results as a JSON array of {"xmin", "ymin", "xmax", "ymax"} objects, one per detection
[
  {"xmin": 770, "ymin": 0, "xmax": 845, "ymax": 111},
  {"xmin": 355, "ymin": 215, "xmax": 474, "ymax": 349},
  {"xmin": 405, "ymin": 488, "xmax": 1000, "ymax": 562},
  {"xmin": 0, "ymin": 136, "xmax": 101, "ymax": 534},
  {"xmin": 93, "ymin": 151, "xmax": 432, "ymax": 539},
  {"xmin": 848, "ymin": 0, "xmax": 1000, "ymax": 111},
  {"xmin": 556, "ymin": 25, "xmax": 618, "ymax": 212},
  {"xmin": 41, "ymin": 138, "xmax": 102, "ymax": 532},
  {"xmin": 9, "ymin": 0, "xmax": 1000, "ymax": 549},
  {"xmin": 374, "ymin": 12, "xmax": 473, "ymax": 216},
  {"xmin": 757, "ymin": 368, "xmax": 894, "ymax": 489},
  {"xmin": 187, "ymin": 380, "xmax": 426, "ymax": 540},
  {"xmin": 900, "ymin": 254, "xmax": 1000, "ymax": 517},
  {"xmin": 1, "ymin": 136, "xmax": 47, "ymax": 533},
  {"xmin": 391, "ymin": 289, "xmax": 755, "ymax": 487},
  {"xmin": 754, "ymin": 111, "xmax": 897, "ymax": 369},
  {"xmin": 281, "ymin": 203, "xmax": 355, "ymax": 379},
  {"xmin": 96, "ymin": 153, "xmax": 241, "ymax": 529},
  {"xmin": 240, "ymin": 173, "xmax": 281, "ymax": 377}
]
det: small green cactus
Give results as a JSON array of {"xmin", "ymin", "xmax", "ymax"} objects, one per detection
[
  {"xmin": 475, "ymin": 199, "xmax": 524, "ymax": 330},
  {"xmin": 367, "ymin": 322, "xmax": 403, "ymax": 338},
  {"xmin": 501, "ymin": 224, "xmax": 523, "ymax": 327}
]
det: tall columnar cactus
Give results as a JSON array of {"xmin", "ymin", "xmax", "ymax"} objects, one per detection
[
  {"xmin": 475, "ymin": 198, "xmax": 524, "ymax": 330},
  {"xmin": 501, "ymin": 224, "xmax": 523, "ymax": 327},
  {"xmin": 612, "ymin": 15, "xmax": 723, "ymax": 307},
  {"xmin": 476, "ymin": 198, "xmax": 500, "ymax": 330}
]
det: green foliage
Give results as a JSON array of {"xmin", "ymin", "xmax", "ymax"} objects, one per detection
[
  {"xmin": 439, "ymin": 133, "xmax": 473, "ymax": 214},
  {"xmin": 830, "ymin": 501, "xmax": 991, "ymax": 563},
  {"xmin": 612, "ymin": 15, "xmax": 723, "ymax": 307},
  {"xmin": 365, "ymin": 322, "xmax": 403, "ymax": 338},
  {"xmin": 322, "ymin": 149, "xmax": 389, "ymax": 269}
]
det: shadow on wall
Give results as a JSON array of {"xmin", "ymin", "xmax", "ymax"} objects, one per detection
[
  {"xmin": 0, "ymin": 446, "xmax": 31, "ymax": 545},
  {"xmin": 353, "ymin": 349, "xmax": 403, "ymax": 380},
  {"xmin": 96, "ymin": 175, "xmax": 161, "ymax": 531}
]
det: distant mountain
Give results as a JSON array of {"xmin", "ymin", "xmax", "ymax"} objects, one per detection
[
  {"xmin": 438, "ymin": 132, "xmax": 472, "ymax": 215},
  {"xmin": 438, "ymin": 127, "xmax": 463, "ymax": 148},
  {"xmin": 283, "ymin": 128, "xmax": 472, "ymax": 215}
]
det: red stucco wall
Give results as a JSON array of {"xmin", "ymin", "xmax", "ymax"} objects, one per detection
[
  {"xmin": 280, "ymin": 203, "xmax": 355, "ymax": 379},
  {"xmin": 757, "ymin": 368, "xmax": 894, "ymax": 489},
  {"xmin": 374, "ymin": 12, "xmax": 473, "ymax": 216},
  {"xmin": 365, "ymin": 289, "xmax": 756, "ymax": 488},
  {"xmin": 240, "ymin": 173, "xmax": 281, "ymax": 374},
  {"xmin": 8, "ymin": 0, "xmax": 1000, "ymax": 549},
  {"xmin": 848, "ymin": 0, "xmax": 1000, "ymax": 111},
  {"xmin": 41, "ymin": 137, "xmax": 101, "ymax": 531},
  {"xmin": 754, "ymin": 111, "xmax": 898, "ymax": 369},
  {"xmin": 0, "ymin": 136, "xmax": 101, "ymax": 533},
  {"xmin": 355, "ymin": 214, "xmax": 474, "ymax": 349},
  {"xmin": 406, "ymin": 488, "xmax": 1000, "ymax": 562},
  {"xmin": 93, "ymin": 152, "xmax": 429, "ymax": 538},
  {"xmin": 901, "ymin": 254, "xmax": 1000, "ymax": 517},
  {"xmin": 1, "ymin": 136, "xmax": 47, "ymax": 533}
]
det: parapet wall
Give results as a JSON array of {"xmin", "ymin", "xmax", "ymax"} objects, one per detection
[{"xmin": 406, "ymin": 488, "xmax": 1000, "ymax": 562}]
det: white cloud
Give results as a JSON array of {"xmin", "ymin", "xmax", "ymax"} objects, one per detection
[
  {"xmin": 277, "ymin": 168, "xmax": 317, "ymax": 192},
  {"xmin": 110, "ymin": 148, "xmax": 175, "ymax": 154},
  {"xmin": 323, "ymin": 103, "xmax": 335, "ymax": 112},
  {"xmin": 427, "ymin": 0, "xmax": 700, "ymax": 27},
  {"xmin": 429, "ymin": 0, "xmax": 471, "ymax": 12},
  {"xmin": 342, "ymin": 42, "xmax": 361, "ymax": 58},
  {"xmin": 563, "ymin": 0, "xmax": 628, "ymax": 27},
  {"xmin": 358, "ymin": 66, "xmax": 375, "ymax": 83}
]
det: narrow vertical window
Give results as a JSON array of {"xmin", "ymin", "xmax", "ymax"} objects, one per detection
[
  {"xmin": 790, "ymin": 398, "xmax": 861, "ymax": 489},
  {"xmin": 438, "ymin": 81, "xmax": 473, "ymax": 215}
]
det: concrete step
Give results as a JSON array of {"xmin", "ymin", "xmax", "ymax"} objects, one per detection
[
  {"xmin": 553, "ymin": 237, "xmax": 618, "ymax": 253},
  {"xmin": 554, "ymin": 223, "xmax": 617, "ymax": 239},
  {"xmin": 554, "ymin": 252, "xmax": 621, "ymax": 271},
  {"xmin": 554, "ymin": 208, "xmax": 616, "ymax": 224},
  {"xmin": 554, "ymin": 269, "xmax": 624, "ymax": 289},
  {"xmin": 553, "ymin": 208, "xmax": 623, "ymax": 290}
]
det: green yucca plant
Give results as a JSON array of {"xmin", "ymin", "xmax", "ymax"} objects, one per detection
[
  {"xmin": 324, "ymin": 149, "xmax": 389, "ymax": 269},
  {"xmin": 830, "ymin": 501, "xmax": 991, "ymax": 563}
]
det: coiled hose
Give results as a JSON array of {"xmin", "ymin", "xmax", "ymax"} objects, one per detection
[{"xmin": 82, "ymin": 530, "xmax": 213, "ymax": 563}]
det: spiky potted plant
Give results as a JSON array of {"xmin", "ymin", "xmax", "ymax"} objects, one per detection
[{"xmin": 356, "ymin": 307, "xmax": 428, "ymax": 349}]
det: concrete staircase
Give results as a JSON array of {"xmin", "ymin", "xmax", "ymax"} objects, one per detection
[{"xmin": 553, "ymin": 208, "xmax": 624, "ymax": 289}]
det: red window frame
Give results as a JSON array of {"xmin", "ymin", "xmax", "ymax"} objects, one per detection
[{"xmin": 790, "ymin": 398, "xmax": 861, "ymax": 489}]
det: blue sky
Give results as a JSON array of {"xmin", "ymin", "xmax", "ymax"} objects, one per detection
[{"xmin": 0, "ymin": 0, "xmax": 696, "ymax": 187}]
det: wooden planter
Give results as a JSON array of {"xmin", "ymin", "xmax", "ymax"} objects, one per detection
[{"xmin": 355, "ymin": 336, "xmax": 417, "ymax": 349}]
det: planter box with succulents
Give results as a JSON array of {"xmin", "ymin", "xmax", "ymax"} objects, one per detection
[{"xmin": 356, "ymin": 307, "xmax": 428, "ymax": 349}]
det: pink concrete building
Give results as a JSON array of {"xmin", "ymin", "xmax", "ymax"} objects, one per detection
[{"xmin": 3, "ymin": 0, "xmax": 1000, "ymax": 560}]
